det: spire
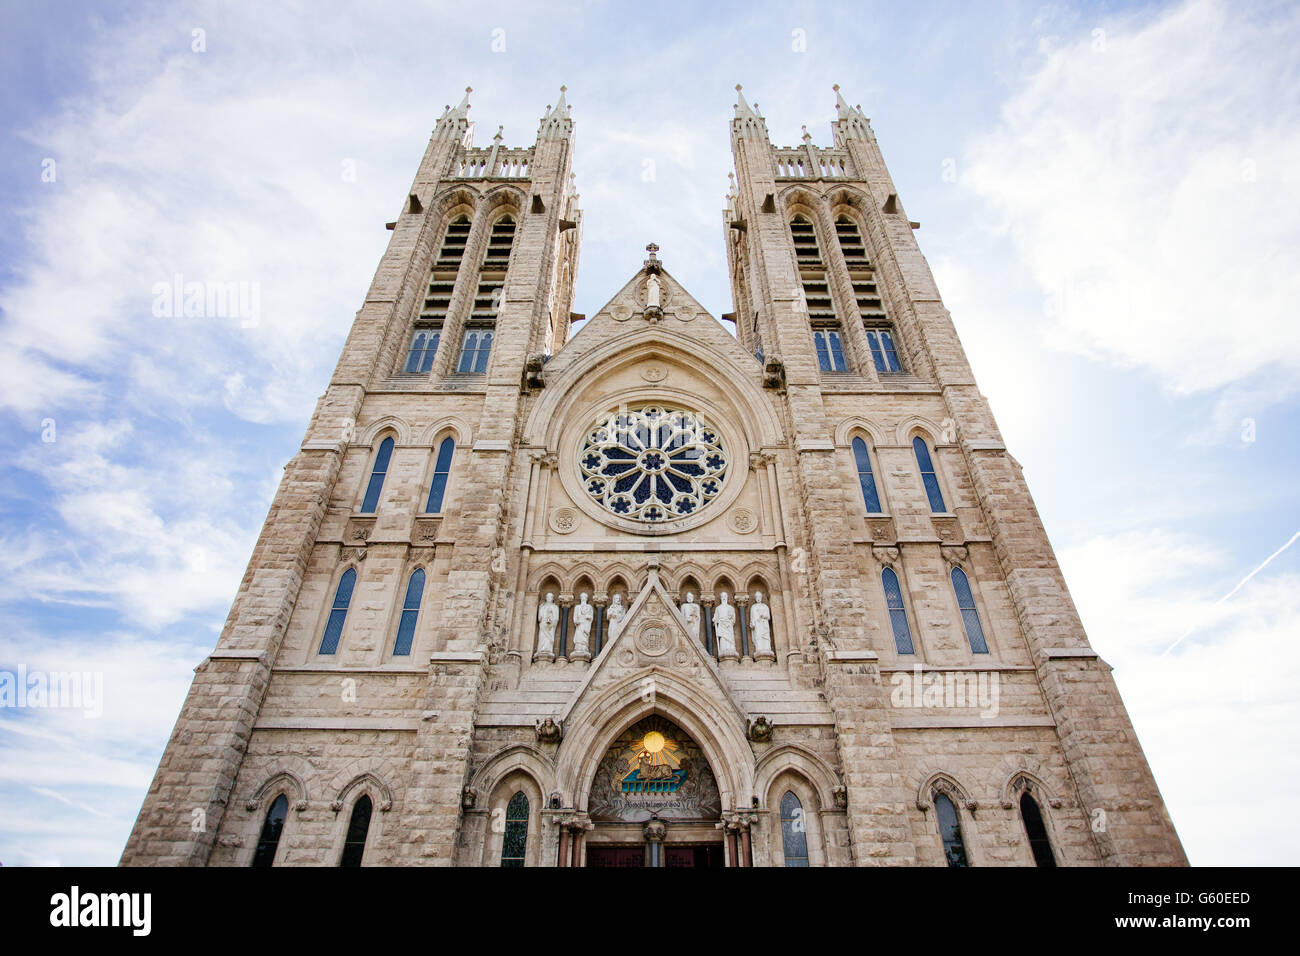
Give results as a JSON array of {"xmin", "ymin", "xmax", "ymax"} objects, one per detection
[
  {"xmin": 435, "ymin": 86, "xmax": 473, "ymax": 140},
  {"xmin": 539, "ymin": 85, "xmax": 573, "ymax": 139},
  {"xmin": 831, "ymin": 84, "xmax": 871, "ymax": 143},
  {"xmin": 732, "ymin": 84, "xmax": 768, "ymax": 140},
  {"xmin": 734, "ymin": 84, "xmax": 757, "ymax": 120},
  {"xmin": 448, "ymin": 86, "xmax": 472, "ymax": 121}
]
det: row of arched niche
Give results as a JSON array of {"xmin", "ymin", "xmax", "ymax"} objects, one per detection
[{"xmin": 530, "ymin": 567, "xmax": 784, "ymax": 660}]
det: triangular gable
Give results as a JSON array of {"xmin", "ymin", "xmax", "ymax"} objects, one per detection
[
  {"xmin": 557, "ymin": 569, "xmax": 748, "ymax": 729},
  {"xmin": 550, "ymin": 263, "xmax": 762, "ymax": 377}
]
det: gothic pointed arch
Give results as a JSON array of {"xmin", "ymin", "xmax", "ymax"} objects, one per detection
[{"xmin": 754, "ymin": 744, "xmax": 843, "ymax": 809}]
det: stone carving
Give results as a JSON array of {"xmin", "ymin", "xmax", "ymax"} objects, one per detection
[
  {"xmin": 749, "ymin": 591, "xmax": 774, "ymax": 660},
  {"xmin": 762, "ymin": 354, "xmax": 786, "ymax": 390},
  {"xmin": 536, "ymin": 592, "xmax": 559, "ymax": 660},
  {"xmin": 535, "ymin": 716, "xmax": 562, "ymax": 744},
  {"xmin": 679, "ymin": 593, "xmax": 701, "ymax": 643},
  {"xmin": 941, "ymin": 544, "xmax": 969, "ymax": 568},
  {"xmin": 549, "ymin": 507, "xmax": 578, "ymax": 534},
  {"xmin": 611, "ymin": 302, "xmax": 634, "ymax": 322},
  {"xmin": 871, "ymin": 545, "xmax": 900, "ymax": 566},
  {"xmin": 571, "ymin": 593, "xmax": 593, "ymax": 660},
  {"xmin": 640, "ymin": 364, "xmax": 668, "ymax": 383},
  {"xmin": 727, "ymin": 508, "xmax": 757, "ymax": 534},
  {"xmin": 646, "ymin": 273, "xmax": 661, "ymax": 310},
  {"xmin": 643, "ymin": 816, "xmax": 667, "ymax": 842},
  {"xmin": 605, "ymin": 593, "xmax": 627, "ymax": 642},
  {"xmin": 523, "ymin": 352, "xmax": 546, "ymax": 390},
  {"xmin": 747, "ymin": 716, "xmax": 773, "ymax": 742},
  {"xmin": 635, "ymin": 621, "xmax": 670, "ymax": 657},
  {"xmin": 832, "ymin": 786, "xmax": 848, "ymax": 809},
  {"xmin": 462, "ymin": 787, "xmax": 477, "ymax": 810},
  {"xmin": 713, "ymin": 592, "xmax": 738, "ymax": 660}
]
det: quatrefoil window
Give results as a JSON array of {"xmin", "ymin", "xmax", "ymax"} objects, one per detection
[{"xmin": 579, "ymin": 405, "xmax": 728, "ymax": 523}]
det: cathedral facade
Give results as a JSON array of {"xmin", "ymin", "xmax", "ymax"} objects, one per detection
[{"xmin": 121, "ymin": 87, "xmax": 1186, "ymax": 867}]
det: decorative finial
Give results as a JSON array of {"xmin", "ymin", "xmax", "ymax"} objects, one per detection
[
  {"xmin": 833, "ymin": 83, "xmax": 840, "ymax": 91},
  {"xmin": 560, "ymin": 84, "xmax": 567, "ymax": 92},
  {"xmin": 735, "ymin": 83, "xmax": 743, "ymax": 91},
  {"xmin": 494, "ymin": 125, "xmax": 503, "ymax": 142},
  {"xmin": 646, "ymin": 242, "xmax": 659, "ymax": 260}
]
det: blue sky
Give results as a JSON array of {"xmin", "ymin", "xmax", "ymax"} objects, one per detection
[{"xmin": 1, "ymin": 0, "xmax": 1297, "ymax": 865}]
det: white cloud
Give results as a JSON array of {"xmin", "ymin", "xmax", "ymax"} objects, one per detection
[
  {"xmin": 963, "ymin": 0, "xmax": 1300, "ymax": 399},
  {"xmin": 1060, "ymin": 529, "xmax": 1300, "ymax": 865}
]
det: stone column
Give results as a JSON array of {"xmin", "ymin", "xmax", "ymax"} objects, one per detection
[
  {"xmin": 558, "ymin": 826, "xmax": 570, "ymax": 868},
  {"xmin": 736, "ymin": 594, "xmax": 751, "ymax": 659},
  {"xmin": 702, "ymin": 596, "xmax": 716, "ymax": 658},
  {"xmin": 593, "ymin": 596, "xmax": 607, "ymax": 656},
  {"xmin": 644, "ymin": 817, "xmax": 666, "ymax": 868},
  {"xmin": 557, "ymin": 593, "xmax": 572, "ymax": 662}
]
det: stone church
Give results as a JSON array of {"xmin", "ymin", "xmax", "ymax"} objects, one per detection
[{"xmin": 121, "ymin": 86, "xmax": 1186, "ymax": 867}]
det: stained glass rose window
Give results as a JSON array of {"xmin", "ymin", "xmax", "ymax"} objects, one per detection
[{"xmin": 578, "ymin": 405, "xmax": 727, "ymax": 523}]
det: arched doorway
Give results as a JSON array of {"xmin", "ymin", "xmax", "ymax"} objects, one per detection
[{"xmin": 583, "ymin": 716, "xmax": 724, "ymax": 867}]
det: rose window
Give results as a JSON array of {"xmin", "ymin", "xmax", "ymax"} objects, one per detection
[{"xmin": 579, "ymin": 406, "xmax": 728, "ymax": 523}]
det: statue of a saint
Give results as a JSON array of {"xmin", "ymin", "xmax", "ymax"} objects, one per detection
[
  {"xmin": 536, "ymin": 592, "xmax": 559, "ymax": 660},
  {"xmin": 572, "ymin": 592, "xmax": 593, "ymax": 659},
  {"xmin": 606, "ymin": 593, "xmax": 627, "ymax": 642},
  {"xmin": 713, "ymin": 592, "xmax": 738, "ymax": 660},
  {"xmin": 750, "ymin": 591, "xmax": 773, "ymax": 659},
  {"xmin": 646, "ymin": 273, "xmax": 661, "ymax": 309},
  {"xmin": 680, "ymin": 592, "xmax": 701, "ymax": 644}
]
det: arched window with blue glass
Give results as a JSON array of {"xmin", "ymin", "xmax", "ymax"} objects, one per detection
[
  {"xmin": 500, "ymin": 791, "xmax": 529, "ymax": 867},
  {"xmin": 338, "ymin": 794, "xmax": 373, "ymax": 867},
  {"xmin": 318, "ymin": 567, "xmax": 357, "ymax": 655},
  {"xmin": 950, "ymin": 566, "xmax": 989, "ymax": 654},
  {"xmin": 360, "ymin": 436, "xmax": 395, "ymax": 513},
  {"xmin": 881, "ymin": 566, "xmax": 915, "ymax": 655},
  {"xmin": 425, "ymin": 436, "xmax": 455, "ymax": 513},
  {"xmin": 851, "ymin": 436, "xmax": 882, "ymax": 513},
  {"xmin": 780, "ymin": 790, "xmax": 810, "ymax": 867},
  {"xmin": 251, "ymin": 793, "xmax": 288, "ymax": 867},
  {"xmin": 912, "ymin": 435, "xmax": 946, "ymax": 513},
  {"xmin": 934, "ymin": 791, "xmax": 970, "ymax": 867},
  {"xmin": 392, "ymin": 568, "xmax": 425, "ymax": 656}
]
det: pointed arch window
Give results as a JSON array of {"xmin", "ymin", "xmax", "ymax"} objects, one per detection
[
  {"xmin": 436, "ymin": 215, "xmax": 471, "ymax": 267},
  {"xmin": 251, "ymin": 794, "xmax": 288, "ymax": 867},
  {"xmin": 866, "ymin": 327, "xmax": 903, "ymax": 373},
  {"xmin": 318, "ymin": 568, "xmax": 357, "ymax": 655},
  {"xmin": 851, "ymin": 436, "xmax": 882, "ymax": 513},
  {"xmin": 934, "ymin": 792, "xmax": 969, "ymax": 867},
  {"xmin": 500, "ymin": 791, "xmax": 529, "ymax": 867},
  {"xmin": 780, "ymin": 790, "xmax": 810, "ymax": 867},
  {"xmin": 483, "ymin": 215, "xmax": 517, "ymax": 268},
  {"xmin": 338, "ymin": 795, "xmax": 373, "ymax": 867},
  {"xmin": 392, "ymin": 568, "xmax": 425, "ymax": 656},
  {"xmin": 834, "ymin": 215, "xmax": 870, "ymax": 266},
  {"xmin": 813, "ymin": 328, "xmax": 847, "ymax": 372},
  {"xmin": 790, "ymin": 214, "xmax": 847, "ymax": 373},
  {"xmin": 912, "ymin": 436, "xmax": 946, "ymax": 513},
  {"xmin": 881, "ymin": 567, "xmax": 915, "ymax": 655},
  {"xmin": 1020, "ymin": 793, "xmax": 1056, "ymax": 867},
  {"xmin": 425, "ymin": 437, "xmax": 455, "ymax": 513},
  {"xmin": 360, "ymin": 437, "xmax": 394, "ymax": 513},
  {"xmin": 457, "ymin": 329, "xmax": 493, "ymax": 373},
  {"xmin": 404, "ymin": 329, "xmax": 440, "ymax": 373},
  {"xmin": 951, "ymin": 567, "xmax": 989, "ymax": 654}
]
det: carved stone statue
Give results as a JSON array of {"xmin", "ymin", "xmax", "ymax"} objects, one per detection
[
  {"xmin": 713, "ymin": 592, "xmax": 738, "ymax": 660},
  {"xmin": 536, "ymin": 592, "xmax": 559, "ymax": 660},
  {"xmin": 605, "ymin": 593, "xmax": 627, "ymax": 642},
  {"xmin": 571, "ymin": 592, "xmax": 593, "ymax": 660},
  {"xmin": 680, "ymin": 592, "xmax": 701, "ymax": 644},
  {"xmin": 750, "ymin": 591, "xmax": 773, "ymax": 660},
  {"xmin": 646, "ymin": 273, "xmax": 661, "ymax": 309}
]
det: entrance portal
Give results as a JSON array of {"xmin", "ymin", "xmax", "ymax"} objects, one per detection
[{"xmin": 583, "ymin": 715, "xmax": 725, "ymax": 867}]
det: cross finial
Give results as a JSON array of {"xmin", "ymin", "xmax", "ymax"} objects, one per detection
[{"xmin": 646, "ymin": 242, "xmax": 659, "ymax": 259}]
